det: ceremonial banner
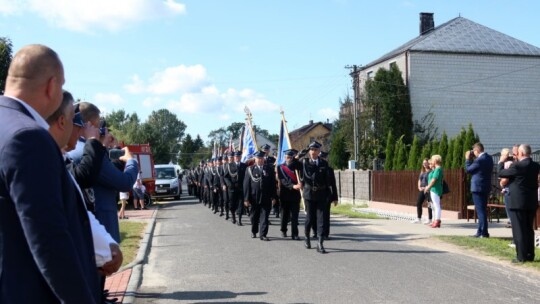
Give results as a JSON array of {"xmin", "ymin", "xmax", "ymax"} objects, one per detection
[{"xmin": 276, "ymin": 111, "xmax": 292, "ymax": 166}]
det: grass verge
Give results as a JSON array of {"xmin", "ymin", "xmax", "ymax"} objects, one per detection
[
  {"xmin": 436, "ymin": 235, "xmax": 540, "ymax": 270},
  {"xmin": 331, "ymin": 203, "xmax": 382, "ymax": 219},
  {"xmin": 119, "ymin": 221, "xmax": 147, "ymax": 267}
]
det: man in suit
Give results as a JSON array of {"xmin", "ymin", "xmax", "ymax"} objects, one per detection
[
  {"xmin": 47, "ymin": 90, "xmax": 123, "ymax": 277},
  {"xmin": 277, "ymin": 149, "xmax": 302, "ymax": 240},
  {"xmin": 465, "ymin": 142, "xmax": 494, "ymax": 238},
  {"xmin": 222, "ymin": 151, "xmax": 247, "ymax": 225},
  {"xmin": 299, "ymin": 141, "xmax": 338, "ymax": 253},
  {"xmin": 319, "ymin": 151, "xmax": 338, "ymax": 240},
  {"xmin": 0, "ymin": 45, "xmax": 100, "ymax": 303},
  {"xmin": 498, "ymin": 144, "xmax": 540, "ymax": 263},
  {"xmin": 244, "ymin": 151, "xmax": 277, "ymax": 241},
  {"xmin": 261, "ymin": 143, "xmax": 279, "ymax": 217}
]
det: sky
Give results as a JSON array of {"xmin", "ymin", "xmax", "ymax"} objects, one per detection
[{"xmin": 2, "ymin": 0, "xmax": 539, "ymax": 142}]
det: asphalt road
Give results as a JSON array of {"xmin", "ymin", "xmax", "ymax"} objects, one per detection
[{"xmin": 135, "ymin": 194, "xmax": 540, "ymax": 304}]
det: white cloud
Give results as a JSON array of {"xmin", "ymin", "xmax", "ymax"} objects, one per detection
[
  {"xmin": 318, "ymin": 108, "xmax": 338, "ymax": 121},
  {"xmin": 124, "ymin": 75, "xmax": 145, "ymax": 94},
  {"xmin": 94, "ymin": 92, "xmax": 126, "ymax": 106},
  {"xmin": 125, "ymin": 64, "xmax": 208, "ymax": 95},
  {"xmin": 125, "ymin": 64, "xmax": 279, "ymax": 119},
  {"xmin": 91, "ymin": 92, "xmax": 126, "ymax": 115},
  {"xmin": 0, "ymin": 0, "xmax": 22, "ymax": 14},
  {"xmin": 147, "ymin": 65, "xmax": 208, "ymax": 95},
  {"xmin": 3, "ymin": 0, "xmax": 186, "ymax": 32},
  {"xmin": 142, "ymin": 97, "xmax": 161, "ymax": 107}
]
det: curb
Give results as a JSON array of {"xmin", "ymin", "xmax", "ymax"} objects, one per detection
[{"xmin": 120, "ymin": 207, "xmax": 158, "ymax": 304}]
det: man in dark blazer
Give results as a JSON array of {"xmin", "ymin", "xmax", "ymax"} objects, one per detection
[
  {"xmin": 498, "ymin": 144, "xmax": 540, "ymax": 263},
  {"xmin": 222, "ymin": 151, "xmax": 247, "ymax": 225},
  {"xmin": 243, "ymin": 151, "xmax": 277, "ymax": 241},
  {"xmin": 465, "ymin": 142, "xmax": 494, "ymax": 238},
  {"xmin": 299, "ymin": 141, "xmax": 338, "ymax": 253},
  {"xmin": 0, "ymin": 45, "xmax": 100, "ymax": 303},
  {"xmin": 277, "ymin": 149, "xmax": 302, "ymax": 240}
]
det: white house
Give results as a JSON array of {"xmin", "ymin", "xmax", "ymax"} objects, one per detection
[{"xmin": 355, "ymin": 13, "xmax": 540, "ymax": 153}]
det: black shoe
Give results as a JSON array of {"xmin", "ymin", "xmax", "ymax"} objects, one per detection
[
  {"xmin": 312, "ymin": 234, "xmax": 318, "ymax": 239},
  {"xmin": 237, "ymin": 222, "xmax": 243, "ymax": 226},
  {"xmin": 471, "ymin": 234, "xmax": 481, "ymax": 238},
  {"xmin": 324, "ymin": 235, "xmax": 330, "ymax": 240},
  {"xmin": 232, "ymin": 220, "xmax": 236, "ymax": 224},
  {"xmin": 276, "ymin": 214, "xmax": 280, "ymax": 218},
  {"xmin": 260, "ymin": 236, "xmax": 270, "ymax": 241},
  {"xmin": 291, "ymin": 236, "xmax": 298, "ymax": 240},
  {"xmin": 512, "ymin": 258, "xmax": 524, "ymax": 264},
  {"xmin": 282, "ymin": 232, "xmax": 287, "ymax": 238},
  {"xmin": 479, "ymin": 234, "xmax": 490, "ymax": 238},
  {"xmin": 304, "ymin": 237, "xmax": 311, "ymax": 249},
  {"xmin": 220, "ymin": 212, "xmax": 224, "ymax": 217},
  {"xmin": 142, "ymin": 207, "xmax": 148, "ymax": 210},
  {"xmin": 251, "ymin": 233, "xmax": 257, "ymax": 238},
  {"xmin": 317, "ymin": 237, "xmax": 327, "ymax": 254}
]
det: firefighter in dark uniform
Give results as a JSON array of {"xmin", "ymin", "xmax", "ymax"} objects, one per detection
[
  {"xmin": 211, "ymin": 157, "xmax": 224, "ymax": 215},
  {"xmin": 299, "ymin": 141, "xmax": 338, "ymax": 253},
  {"xmin": 319, "ymin": 151, "xmax": 338, "ymax": 239},
  {"xmin": 219, "ymin": 154, "xmax": 231, "ymax": 220},
  {"xmin": 277, "ymin": 149, "xmax": 302, "ymax": 240},
  {"xmin": 260, "ymin": 144, "xmax": 279, "ymax": 218},
  {"xmin": 203, "ymin": 159, "xmax": 214, "ymax": 209},
  {"xmin": 193, "ymin": 160, "xmax": 204, "ymax": 203},
  {"xmin": 243, "ymin": 150, "xmax": 277, "ymax": 241},
  {"xmin": 222, "ymin": 151, "xmax": 247, "ymax": 225}
]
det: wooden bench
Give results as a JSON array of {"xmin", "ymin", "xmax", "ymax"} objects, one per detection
[
  {"xmin": 466, "ymin": 204, "xmax": 506, "ymax": 223},
  {"xmin": 487, "ymin": 203, "xmax": 506, "ymax": 223}
]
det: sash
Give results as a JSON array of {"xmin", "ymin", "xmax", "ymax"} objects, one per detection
[{"xmin": 280, "ymin": 164, "xmax": 297, "ymax": 183}]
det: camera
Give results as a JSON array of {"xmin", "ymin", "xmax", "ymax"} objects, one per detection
[
  {"xmin": 99, "ymin": 119, "xmax": 108, "ymax": 136},
  {"xmin": 109, "ymin": 148, "xmax": 125, "ymax": 160},
  {"xmin": 506, "ymin": 155, "xmax": 514, "ymax": 161}
]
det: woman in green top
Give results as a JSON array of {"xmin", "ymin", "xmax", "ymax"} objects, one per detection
[{"xmin": 425, "ymin": 155, "xmax": 443, "ymax": 228}]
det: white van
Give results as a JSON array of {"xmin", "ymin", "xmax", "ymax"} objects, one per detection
[{"xmin": 153, "ymin": 164, "xmax": 181, "ymax": 200}]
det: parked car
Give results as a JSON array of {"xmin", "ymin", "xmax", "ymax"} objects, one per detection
[{"xmin": 153, "ymin": 164, "xmax": 181, "ymax": 200}]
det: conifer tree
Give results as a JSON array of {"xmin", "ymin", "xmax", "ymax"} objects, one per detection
[
  {"xmin": 438, "ymin": 132, "xmax": 448, "ymax": 167},
  {"xmin": 446, "ymin": 138, "xmax": 455, "ymax": 169},
  {"xmin": 420, "ymin": 141, "xmax": 432, "ymax": 165},
  {"xmin": 452, "ymin": 131, "xmax": 464, "ymax": 169},
  {"xmin": 384, "ymin": 130, "xmax": 394, "ymax": 171},
  {"xmin": 407, "ymin": 135, "xmax": 420, "ymax": 170},
  {"xmin": 393, "ymin": 136, "xmax": 407, "ymax": 170},
  {"xmin": 463, "ymin": 123, "xmax": 476, "ymax": 155}
]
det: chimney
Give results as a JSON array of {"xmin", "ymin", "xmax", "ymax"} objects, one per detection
[
  {"xmin": 309, "ymin": 120, "xmax": 313, "ymax": 125},
  {"xmin": 419, "ymin": 12, "xmax": 434, "ymax": 35}
]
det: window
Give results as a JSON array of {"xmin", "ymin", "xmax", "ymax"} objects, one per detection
[
  {"xmin": 389, "ymin": 61, "xmax": 397, "ymax": 68},
  {"xmin": 367, "ymin": 71, "xmax": 373, "ymax": 79}
]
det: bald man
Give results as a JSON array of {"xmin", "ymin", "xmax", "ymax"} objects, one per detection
[{"xmin": 0, "ymin": 45, "xmax": 100, "ymax": 303}]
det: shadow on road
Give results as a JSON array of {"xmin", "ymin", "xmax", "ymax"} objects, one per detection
[{"xmin": 134, "ymin": 290, "xmax": 268, "ymax": 302}]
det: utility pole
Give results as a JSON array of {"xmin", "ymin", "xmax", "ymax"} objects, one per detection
[{"xmin": 345, "ymin": 64, "xmax": 361, "ymax": 167}]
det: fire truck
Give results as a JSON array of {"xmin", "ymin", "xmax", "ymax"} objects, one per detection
[{"xmin": 124, "ymin": 143, "xmax": 156, "ymax": 206}]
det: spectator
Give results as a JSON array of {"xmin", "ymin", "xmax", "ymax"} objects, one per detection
[
  {"xmin": 119, "ymin": 191, "xmax": 129, "ymax": 219},
  {"xmin": 425, "ymin": 155, "xmax": 443, "ymax": 228},
  {"xmin": 465, "ymin": 142, "xmax": 494, "ymax": 238},
  {"xmin": 498, "ymin": 144, "xmax": 540, "ymax": 263},
  {"xmin": 0, "ymin": 44, "xmax": 100, "ymax": 303},
  {"xmin": 48, "ymin": 90, "xmax": 123, "ymax": 276},
  {"xmin": 499, "ymin": 146, "xmax": 517, "ymax": 228},
  {"xmin": 133, "ymin": 175, "xmax": 147, "ymax": 210},
  {"xmin": 412, "ymin": 158, "xmax": 433, "ymax": 224}
]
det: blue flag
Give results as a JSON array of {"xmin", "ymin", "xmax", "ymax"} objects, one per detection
[
  {"xmin": 241, "ymin": 121, "xmax": 257, "ymax": 162},
  {"xmin": 276, "ymin": 114, "xmax": 291, "ymax": 166}
]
